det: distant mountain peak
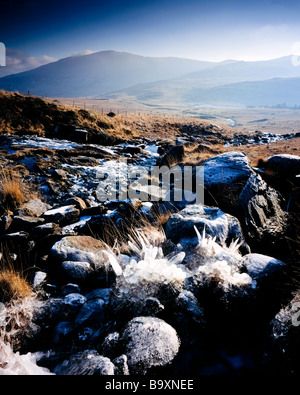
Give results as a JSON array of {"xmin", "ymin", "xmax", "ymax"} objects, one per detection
[{"xmin": 0, "ymin": 51, "xmax": 300, "ymax": 106}]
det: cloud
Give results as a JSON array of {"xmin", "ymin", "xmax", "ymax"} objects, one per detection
[
  {"xmin": 0, "ymin": 48, "xmax": 56, "ymax": 77},
  {"xmin": 71, "ymin": 49, "xmax": 96, "ymax": 57}
]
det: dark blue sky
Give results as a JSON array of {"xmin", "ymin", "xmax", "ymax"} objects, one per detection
[{"xmin": 1, "ymin": 0, "xmax": 300, "ymax": 74}]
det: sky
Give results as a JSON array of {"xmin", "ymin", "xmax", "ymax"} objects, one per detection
[{"xmin": 1, "ymin": 0, "xmax": 300, "ymax": 75}]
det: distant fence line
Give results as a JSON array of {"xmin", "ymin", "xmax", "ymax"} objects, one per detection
[
  {"xmin": 6, "ymin": 90, "xmax": 204, "ymax": 119},
  {"xmin": 44, "ymin": 97, "xmax": 182, "ymax": 118}
]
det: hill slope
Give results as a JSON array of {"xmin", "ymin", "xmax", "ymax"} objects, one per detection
[
  {"xmin": 111, "ymin": 59, "xmax": 300, "ymax": 107},
  {"xmin": 1, "ymin": 51, "xmax": 300, "ymax": 106},
  {"xmin": 0, "ymin": 51, "xmax": 217, "ymax": 97}
]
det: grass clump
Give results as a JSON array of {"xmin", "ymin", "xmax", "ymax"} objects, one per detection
[
  {"xmin": 0, "ymin": 167, "xmax": 40, "ymax": 212},
  {"xmin": 0, "ymin": 247, "xmax": 33, "ymax": 304},
  {"xmin": 0, "ymin": 270, "xmax": 32, "ymax": 304},
  {"xmin": 0, "ymin": 169, "xmax": 25, "ymax": 211}
]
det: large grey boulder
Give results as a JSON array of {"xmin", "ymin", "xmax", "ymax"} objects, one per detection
[
  {"xmin": 267, "ymin": 154, "xmax": 300, "ymax": 175},
  {"xmin": 202, "ymin": 151, "xmax": 254, "ymax": 189},
  {"xmin": 166, "ymin": 204, "xmax": 250, "ymax": 252},
  {"xmin": 121, "ymin": 317, "xmax": 180, "ymax": 374},
  {"xmin": 242, "ymin": 253, "xmax": 286, "ymax": 283},
  {"xmin": 238, "ymin": 173, "xmax": 290, "ymax": 250},
  {"xmin": 51, "ymin": 236, "xmax": 121, "ymax": 281}
]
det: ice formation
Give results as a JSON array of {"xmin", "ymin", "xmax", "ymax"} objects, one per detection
[
  {"xmin": 102, "ymin": 224, "xmax": 254, "ymax": 303},
  {"xmin": 192, "ymin": 226, "xmax": 254, "ymax": 291},
  {"xmin": 0, "ymin": 343, "xmax": 53, "ymax": 375},
  {"xmin": 119, "ymin": 246, "xmax": 187, "ymax": 296},
  {"xmin": 103, "ymin": 228, "xmax": 189, "ymax": 301},
  {"xmin": 0, "ymin": 297, "xmax": 53, "ymax": 375}
]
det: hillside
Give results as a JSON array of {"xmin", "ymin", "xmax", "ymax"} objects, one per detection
[
  {"xmin": 109, "ymin": 56, "xmax": 300, "ymax": 107},
  {"xmin": 0, "ymin": 90, "xmax": 242, "ymax": 144},
  {"xmin": 0, "ymin": 51, "xmax": 217, "ymax": 98},
  {"xmin": 184, "ymin": 77, "xmax": 300, "ymax": 106},
  {"xmin": 1, "ymin": 51, "xmax": 300, "ymax": 107}
]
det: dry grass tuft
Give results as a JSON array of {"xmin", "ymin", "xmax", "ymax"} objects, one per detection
[
  {"xmin": 0, "ymin": 270, "xmax": 32, "ymax": 304},
  {"xmin": 0, "ymin": 169, "xmax": 25, "ymax": 210},
  {"xmin": 0, "ymin": 168, "xmax": 40, "ymax": 211},
  {"xmin": 182, "ymin": 143, "xmax": 225, "ymax": 166},
  {"xmin": 0, "ymin": 247, "xmax": 33, "ymax": 304}
]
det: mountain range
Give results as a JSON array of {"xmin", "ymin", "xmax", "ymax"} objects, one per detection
[{"xmin": 0, "ymin": 50, "xmax": 300, "ymax": 107}]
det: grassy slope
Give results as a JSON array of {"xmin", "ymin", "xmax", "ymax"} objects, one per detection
[{"xmin": 0, "ymin": 90, "xmax": 238, "ymax": 142}]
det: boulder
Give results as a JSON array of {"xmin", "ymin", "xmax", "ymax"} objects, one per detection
[
  {"xmin": 0, "ymin": 231, "xmax": 29, "ymax": 243},
  {"xmin": 174, "ymin": 290, "xmax": 205, "ymax": 325},
  {"xmin": 202, "ymin": 151, "xmax": 254, "ymax": 189},
  {"xmin": 123, "ymin": 145, "xmax": 146, "ymax": 155},
  {"xmin": 42, "ymin": 205, "xmax": 80, "ymax": 226},
  {"xmin": 52, "ymin": 169, "xmax": 67, "ymax": 180},
  {"xmin": 241, "ymin": 253, "xmax": 289, "ymax": 312},
  {"xmin": 84, "ymin": 288, "xmax": 112, "ymax": 304},
  {"xmin": 53, "ymin": 350, "xmax": 115, "ymax": 375},
  {"xmin": 33, "ymin": 296, "xmax": 84, "ymax": 326},
  {"xmin": 52, "ymin": 321, "xmax": 75, "ymax": 345},
  {"xmin": 241, "ymin": 253, "xmax": 286, "ymax": 283},
  {"xmin": 121, "ymin": 316, "xmax": 180, "ymax": 374},
  {"xmin": 238, "ymin": 173, "xmax": 290, "ymax": 254},
  {"xmin": 267, "ymin": 154, "xmax": 300, "ymax": 175},
  {"xmin": 165, "ymin": 204, "xmax": 250, "ymax": 253},
  {"xmin": 31, "ymin": 222, "xmax": 61, "ymax": 238},
  {"xmin": 8, "ymin": 215, "xmax": 45, "ymax": 233},
  {"xmin": 74, "ymin": 298, "xmax": 106, "ymax": 328},
  {"xmin": 50, "ymin": 235, "xmax": 106, "ymax": 268},
  {"xmin": 17, "ymin": 199, "xmax": 52, "ymax": 217},
  {"xmin": 65, "ymin": 197, "xmax": 87, "ymax": 211},
  {"xmin": 61, "ymin": 261, "xmax": 94, "ymax": 282},
  {"xmin": 60, "ymin": 283, "xmax": 81, "ymax": 297},
  {"xmin": 32, "ymin": 271, "xmax": 47, "ymax": 289},
  {"xmin": 63, "ymin": 292, "xmax": 86, "ymax": 308}
]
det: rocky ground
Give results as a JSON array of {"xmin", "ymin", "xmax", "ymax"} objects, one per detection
[{"xmin": 0, "ymin": 93, "xmax": 299, "ymax": 375}]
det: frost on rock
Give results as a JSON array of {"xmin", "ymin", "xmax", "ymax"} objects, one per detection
[
  {"xmin": 121, "ymin": 317, "xmax": 180, "ymax": 374},
  {"xmin": 53, "ymin": 350, "xmax": 115, "ymax": 375},
  {"xmin": 188, "ymin": 227, "xmax": 254, "ymax": 292}
]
